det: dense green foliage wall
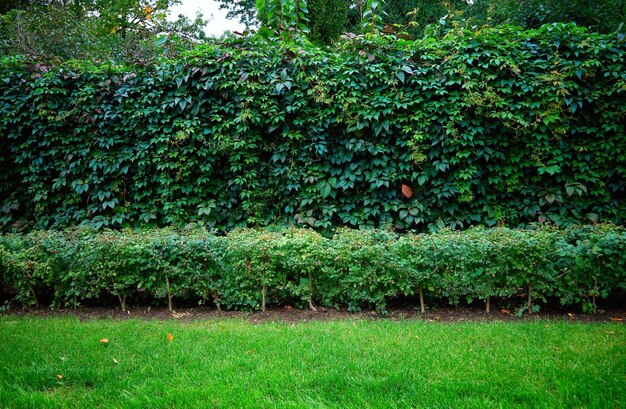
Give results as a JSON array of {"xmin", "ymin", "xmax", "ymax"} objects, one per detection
[
  {"xmin": 1, "ymin": 24, "xmax": 625, "ymax": 232},
  {"xmin": 1, "ymin": 226, "xmax": 625, "ymax": 313}
]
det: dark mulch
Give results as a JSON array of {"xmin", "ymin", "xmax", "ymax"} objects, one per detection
[{"xmin": 3, "ymin": 304, "xmax": 625, "ymax": 324}]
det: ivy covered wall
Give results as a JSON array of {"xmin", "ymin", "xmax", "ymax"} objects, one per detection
[{"xmin": 1, "ymin": 24, "xmax": 625, "ymax": 232}]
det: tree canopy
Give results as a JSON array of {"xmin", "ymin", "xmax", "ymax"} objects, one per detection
[
  {"xmin": 218, "ymin": 0, "xmax": 625, "ymax": 45},
  {"xmin": 0, "ymin": 0, "xmax": 209, "ymax": 62}
]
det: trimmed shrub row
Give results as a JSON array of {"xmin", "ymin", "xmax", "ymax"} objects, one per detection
[{"xmin": 1, "ymin": 225, "xmax": 624, "ymax": 314}]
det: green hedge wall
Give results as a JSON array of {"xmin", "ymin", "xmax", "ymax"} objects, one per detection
[
  {"xmin": 1, "ymin": 24, "xmax": 625, "ymax": 232},
  {"xmin": 1, "ymin": 226, "xmax": 625, "ymax": 314}
]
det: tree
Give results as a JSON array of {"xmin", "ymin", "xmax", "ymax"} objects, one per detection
[
  {"xmin": 0, "ymin": 0, "xmax": 209, "ymax": 62},
  {"xmin": 308, "ymin": 0, "xmax": 350, "ymax": 44},
  {"xmin": 218, "ymin": 0, "xmax": 258, "ymax": 29},
  {"xmin": 219, "ymin": 0, "xmax": 351, "ymax": 44},
  {"xmin": 381, "ymin": 0, "xmax": 469, "ymax": 36},
  {"xmin": 219, "ymin": 0, "xmax": 468, "ymax": 42},
  {"xmin": 465, "ymin": 0, "xmax": 626, "ymax": 33},
  {"xmin": 218, "ymin": 0, "xmax": 625, "ymax": 43}
]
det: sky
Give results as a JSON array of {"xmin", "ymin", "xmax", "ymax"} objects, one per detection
[{"xmin": 168, "ymin": 0, "xmax": 248, "ymax": 37}]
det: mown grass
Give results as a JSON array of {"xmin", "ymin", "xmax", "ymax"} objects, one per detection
[{"xmin": 0, "ymin": 317, "xmax": 624, "ymax": 408}]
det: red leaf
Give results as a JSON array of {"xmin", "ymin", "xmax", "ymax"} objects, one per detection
[{"xmin": 402, "ymin": 184, "xmax": 413, "ymax": 198}]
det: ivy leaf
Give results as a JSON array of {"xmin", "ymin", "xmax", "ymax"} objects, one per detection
[{"xmin": 401, "ymin": 184, "xmax": 413, "ymax": 198}]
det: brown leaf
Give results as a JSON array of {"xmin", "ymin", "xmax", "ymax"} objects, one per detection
[
  {"xmin": 100, "ymin": 338, "xmax": 109, "ymax": 345},
  {"xmin": 609, "ymin": 317, "xmax": 624, "ymax": 321},
  {"xmin": 401, "ymin": 184, "xmax": 413, "ymax": 198},
  {"xmin": 500, "ymin": 308, "xmax": 511, "ymax": 315},
  {"xmin": 167, "ymin": 333, "xmax": 174, "ymax": 341},
  {"xmin": 56, "ymin": 374, "xmax": 63, "ymax": 380}
]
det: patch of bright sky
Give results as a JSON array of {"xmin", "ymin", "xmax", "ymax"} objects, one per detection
[{"xmin": 167, "ymin": 0, "xmax": 248, "ymax": 37}]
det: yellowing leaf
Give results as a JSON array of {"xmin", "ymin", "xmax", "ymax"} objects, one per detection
[
  {"xmin": 167, "ymin": 333, "xmax": 174, "ymax": 341},
  {"xmin": 56, "ymin": 374, "xmax": 63, "ymax": 380}
]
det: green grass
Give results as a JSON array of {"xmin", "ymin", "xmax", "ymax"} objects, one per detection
[{"xmin": 0, "ymin": 317, "xmax": 624, "ymax": 408}]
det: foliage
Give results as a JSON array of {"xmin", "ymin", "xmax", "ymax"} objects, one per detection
[
  {"xmin": 218, "ymin": 0, "xmax": 625, "ymax": 42},
  {"xmin": 256, "ymin": 0, "xmax": 310, "ymax": 33},
  {"xmin": 307, "ymin": 0, "xmax": 350, "ymax": 44},
  {"xmin": 218, "ymin": 0, "xmax": 259, "ymax": 29},
  {"xmin": 1, "ymin": 24, "xmax": 625, "ymax": 233},
  {"xmin": 0, "ymin": 0, "xmax": 209, "ymax": 63},
  {"xmin": 1, "ymin": 225, "xmax": 625, "ymax": 313},
  {"xmin": 466, "ymin": 0, "xmax": 626, "ymax": 34}
]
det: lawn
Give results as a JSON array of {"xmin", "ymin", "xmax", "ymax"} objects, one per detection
[{"xmin": 0, "ymin": 317, "xmax": 624, "ymax": 408}]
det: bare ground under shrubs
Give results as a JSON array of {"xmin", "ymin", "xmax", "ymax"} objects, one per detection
[{"xmin": 4, "ymin": 304, "xmax": 625, "ymax": 325}]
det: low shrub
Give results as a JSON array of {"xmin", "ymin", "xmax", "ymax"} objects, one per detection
[{"xmin": 1, "ymin": 225, "xmax": 624, "ymax": 314}]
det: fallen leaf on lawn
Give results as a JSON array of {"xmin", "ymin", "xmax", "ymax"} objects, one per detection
[
  {"xmin": 500, "ymin": 308, "xmax": 511, "ymax": 315},
  {"xmin": 112, "ymin": 358, "xmax": 118, "ymax": 364},
  {"xmin": 246, "ymin": 349, "xmax": 254, "ymax": 355},
  {"xmin": 100, "ymin": 338, "xmax": 109, "ymax": 345},
  {"xmin": 56, "ymin": 374, "xmax": 63, "ymax": 380},
  {"xmin": 167, "ymin": 333, "xmax": 174, "ymax": 341},
  {"xmin": 609, "ymin": 317, "xmax": 624, "ymax": 321}
]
